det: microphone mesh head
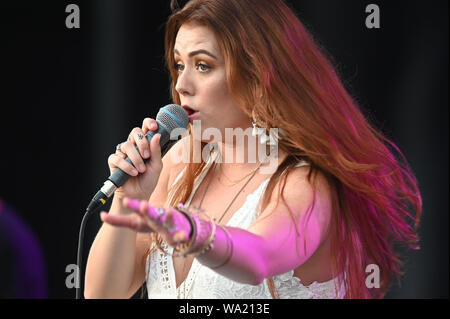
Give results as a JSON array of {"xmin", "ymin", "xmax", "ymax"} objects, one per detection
[{"xmin": 156, "ymin": 104, "xmax": 189, "ymax": 132}]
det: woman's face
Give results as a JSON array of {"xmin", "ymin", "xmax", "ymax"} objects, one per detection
[{"xmin": 174, "ymin": 23, "xmax": 251, "ymax": 142}]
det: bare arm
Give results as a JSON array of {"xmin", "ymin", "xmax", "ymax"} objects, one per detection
[{"xmin": 195, "ymin": 166, "xmax": 333, "ymax": 285}]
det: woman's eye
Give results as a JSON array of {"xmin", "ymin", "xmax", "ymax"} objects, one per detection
[
  {"xmin": 174, "ymin": 62, "xmax": 210, "ymax": 73},
  {"xmin": 197, "ymin": 63, "xmax": 211, "ymax": 72},
  {"xmin": 174, "ymin": 63, "xmax": 184, "ymax": 72}
]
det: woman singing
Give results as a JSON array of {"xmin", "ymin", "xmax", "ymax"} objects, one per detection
[{"xmin": 85, "ymin": 0, "xmax": 422, "ymax": 299}]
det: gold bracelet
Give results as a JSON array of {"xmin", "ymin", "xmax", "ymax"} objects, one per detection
[{"xmin": 210, "ymin": 225, "xmax": 234, "ymax": 269}]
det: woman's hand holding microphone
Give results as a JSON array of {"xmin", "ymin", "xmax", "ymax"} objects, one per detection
[
  {"xmin": 107, "ymin": 117, "xmax": 163, "ymax": 201},
  {"xmin": 100, "ymin": 117, "xmax": 191, "ymax": 244}
]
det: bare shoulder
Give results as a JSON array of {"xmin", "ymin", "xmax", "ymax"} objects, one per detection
[
  {"xmin": 284, "ymin": 165, "xmax": 331, "ymax": 203},
  {"xmin": 268, "ymin": 164, "xmax": 331, "ymax": 201},
  {"xmin": 262, "ymin": 164, "xmax": 333, "ymax": 239}
]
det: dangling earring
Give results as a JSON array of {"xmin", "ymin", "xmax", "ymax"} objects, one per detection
[
  {"xmin": 252, "ymin": 109, "xmax": 266, "ymax": 142},
  {"xmin": 251, "ymin": 109, "xmax": 282, "ymax": 147}
]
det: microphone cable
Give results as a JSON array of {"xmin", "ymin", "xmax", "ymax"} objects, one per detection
[{"xmin": 76, "ymin": 206, "xmax": 99, "ymax": 299}]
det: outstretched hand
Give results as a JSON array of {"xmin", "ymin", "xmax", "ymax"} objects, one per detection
[{"xmin": 100, "ymin": 197, "xmax": 191, "ymax": 246}]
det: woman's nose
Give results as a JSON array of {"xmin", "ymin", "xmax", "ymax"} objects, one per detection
[{"xmin": 175, "ymin": 69, "xmax": 194, "ymax": 96}]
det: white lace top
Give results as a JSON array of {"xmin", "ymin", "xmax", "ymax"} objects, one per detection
[{"xmin": 145, "ymin": 151, "xmax": 346, "ymax": 299}]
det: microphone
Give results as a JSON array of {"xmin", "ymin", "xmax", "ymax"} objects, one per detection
[{"xmin": 86, "ymin": 104, "xmax": 189, "ymax": 212}]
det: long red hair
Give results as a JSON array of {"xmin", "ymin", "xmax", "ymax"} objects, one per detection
[{"xmin": 145, "ymin": 0, "xmax": 423, "ymax": 299}]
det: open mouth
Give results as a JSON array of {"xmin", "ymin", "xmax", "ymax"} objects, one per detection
[{"xmin": 182, "ymin": 105, "xmax": 196, "ymax": 116}]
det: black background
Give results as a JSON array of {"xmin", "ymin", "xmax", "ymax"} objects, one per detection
[{"xmin": 0, "ymin": 0, "xmax": 448, "ymax": 299}]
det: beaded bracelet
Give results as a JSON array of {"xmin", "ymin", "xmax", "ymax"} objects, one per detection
[{"xmin": 173, "ymin": 205, "xmax": 216, "ymax": 257}]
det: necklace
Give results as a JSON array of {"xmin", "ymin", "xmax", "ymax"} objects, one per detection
[
  {"xmin": 217, "ymin": 162, "xmax": 262, "ymax": 187},
  {"xmin": 178, "ymin": 158, "xmax": 262, "ymax": 298},
  {"xmin": 200, "ymin": 161, "xmax": 262, "ymax": 224}
]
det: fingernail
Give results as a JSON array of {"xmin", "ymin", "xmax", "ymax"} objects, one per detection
[
  {"xmin": 139, "ymin": 164, "xmax": 146, "ymax": 172},
  {"xmin": 144, "ymin": 150, "xmax": 150, "ymax": 158},
  {"xmin": 131, "ymin": 169, "xmax": 138, "ymax": 175}
]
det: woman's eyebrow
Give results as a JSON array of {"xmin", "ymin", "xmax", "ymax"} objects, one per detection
[{"xmin": 174, "ymin": 49, "xmax": 218, "ymax": 60}]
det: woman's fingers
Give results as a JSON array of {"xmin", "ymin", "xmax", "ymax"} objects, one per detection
[
  {"xmin": 148, "ymin": 133, "xmax": 162, "ymax": 169},
  {"xmin": 122, "ymin": 197, "xmax": 163, "ymax": 232},
  {"xmin": 115, "ymin": 147, "xmax": 127, "ymax": 159},
  {"xmin": 142, "ymin": 118, "xmax": 162, "ymax": 169},
  {"xmin": 121, "ymin": 138, "xmax": 146, "ymax": 174},
  {"xmin": 108, "ymin": 119, "xmax": 159, "ymax": 177},
  {"xmin": 100, "ymin": 212, "xmax": 154, "ymax": 233},
  {"xmin": 129, "ymin": 127, "xmax": 150, "ymax": 161},
  {"xmin": 123, "ymin": 198, "xmax": 163, "ymax": 229},
  {"xmin": 142, "ymin": 118, "xmax": 158, "ymax": 135},
  {"xmin": 123, "ymin": 197, "xmax": 150, "ymax": 217},
  {"xmin": 108, "ymin": 153, "xmax": 139, "ymax": 176},
  {"xmin": 122, "ymin": 198, "xmax": 191, "ymax": 245}
]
